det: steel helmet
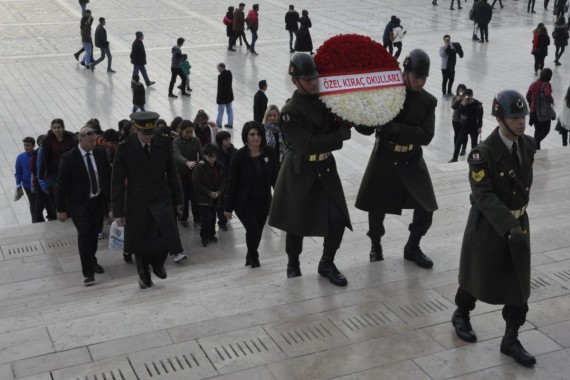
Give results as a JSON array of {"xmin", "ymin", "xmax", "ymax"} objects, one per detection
[
  {"xmin": 289, "ymin": 53, "xmax": 319, "ymax": 79},
  {"xmin": 491, "ymin": 90, "xmax": 529, "ymax": 118},
  {"xmin": 403, "ymin": 49, "xmax": 430, "ymax": 77}
]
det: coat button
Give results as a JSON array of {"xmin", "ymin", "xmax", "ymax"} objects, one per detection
[
  {"xmin": 394, "ymin": 162, "xmax": 398, "ymax": 166},
  {"xmin": 525, "ymin": 187, "xmax": 529, "ymax": 191},
  {"xmin": 318, "ymin": 174, "xmax": 322, "ymax": 178},
  {"xmin": 326, "ymin": 168, "xmax": 330, "ymax": 172},
  {"xmin": 513, "ymin": 191, "xmax": 516, "ymax": 195}
]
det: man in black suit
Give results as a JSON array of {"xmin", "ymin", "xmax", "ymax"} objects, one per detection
[
  {"xmin": 253, "ymin": 79, "xmax": 268, "ymax": 123},
  {"xmin": 112, "ymin": 112, "xmax": 186, "ymax": 289},
  {"xmin": 56, "ymin": 124, "xmax": 112, "ymax": 285}
]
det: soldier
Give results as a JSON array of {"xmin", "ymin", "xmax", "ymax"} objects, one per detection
[
  {"xmin": 112, "ymin": 112, "xmax": 187, "ymax": 289},
  {"xmin": 268, "ymin": 53, "xmax": 352, "ymax": 287},
  {"xmin": 355, "ymin": 48, "xmax": 438, "ymax": 269},
  {"xmin": 451, "ymin": 90, "xmax": 536, "ymax": 367}
]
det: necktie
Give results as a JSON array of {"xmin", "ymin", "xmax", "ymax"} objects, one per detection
[
  {"xmin": 511, "ymin": 141, "xmax": 520, "ymax": 171},
  {"xmin": 144, "ymin": 143, "xmax": 150, "ymax": 157},
  {"xmin": 86, "ymin": 153, "xmax": 98, "ymax": 195}
]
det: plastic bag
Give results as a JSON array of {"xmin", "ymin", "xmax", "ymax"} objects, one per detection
[{"xmin": 108, "ymin": 221, "xmax": 124, "ymax": 251}]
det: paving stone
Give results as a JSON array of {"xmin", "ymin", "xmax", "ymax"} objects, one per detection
[
  {"xmin": 540, "ymin": 320, "xmax": 570, "ymax": 348},
  {"xmin": 382, "ymin": 289, "xmax": 456, "ymax": 328},
  {"xmin": 527, "ymin": 294, "xmax": 570, "ymax": 327},
  {"xmin": 0, "ymin": 327, "xmax": 54, "ymax": 365},
  {"xmin": 12, "ymin": 347, "xmax": 91, "ymax": 378},
  {"xmin": 208, "ymin": 366, "xmax": 276, "ymax": 380},
  {"xmin": 51, "ymin": 356, "xmax": 137, "ymax": 380},
  {"xmin": 0, "ymin": 363, "xmax": 14, "ymax": 380},
  {"xmin": 0, "ymin": 241, "xmax": 44, "ymax": 261},
  {"xmin": 199, "ymin": 326, "xmax": 286, "ymax": 375},
  {"xmin": 15, "ymin": 373, "xmax": 53, "ymax": 380},
  {"xmin": 332, "ymin": 360, "xmax": 431, "ymax": 380},
  {"xmin": 534, "ymin": 260, "xmax": 570, "ymax": 289},
  {"xmin": 89, "ymin": 329, "xmax": 174, "ymax": 361},
  {"xmin": 128, "ymin": 340, "xmax": 217, "ymax": 380}
]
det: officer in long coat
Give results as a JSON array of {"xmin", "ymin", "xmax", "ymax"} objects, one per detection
[
  {"xmin": 452, "ymin": 90, "xmax": 537, "ymax": 367},
  {"xmin": 355, "ymin": 49, "xmax": 438, "ymax": 269},
  {"xmin": 268, "ymin": 53, "xmax": 352, "ymax": 287},
  {"xmin": 112, "ymin": 112, "xmax": 185, "ymax": 289}
]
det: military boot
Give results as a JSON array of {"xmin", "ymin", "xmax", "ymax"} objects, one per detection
[
  {"xmin": 135, "ymin": 256, "xmax": 154, "ymax": 289},
  {"xmin": 286, "ymin": 254, "xmax": 302, "ymax": 278},
  {"xmin": 404, "ymin": 242, "xmax": 434, "ymax": 268},
  {"xmin": 318, "ymin": 251, "xmax": 348, "ymax": 287},
  {"xmin": 369, "ymin": 237, "xmax": 384, "ymax": 262},
  {"xmin": 451, "ymin": 308, "xmax": 477, "ymax": 343},
  {"xmin": 500, "ymin": 326, "xmax": 536, "ymax": 367}
]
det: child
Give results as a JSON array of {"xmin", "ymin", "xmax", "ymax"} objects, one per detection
[
  {"xmin": 179, "ymin": 54, "xmax": 192, "ymax": 92},
  {"xmin": 192, "ymin": 143, "xmax": 225, "ymax": 247},
  {"xmin": 131, "ymin": 74, "xmax": 145, "ymax": 113}
]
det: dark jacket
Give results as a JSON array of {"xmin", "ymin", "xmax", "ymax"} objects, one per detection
[
  {"xmin": 226, "ymin": 147, "xmax": 278, "ymax": 216},
  {"xmin": 172, "ymin": 136, "xmax": 202, "ymax": 175},
  {"xmin": 457, "ymin": 100, "xmax": 484, "ymax": 133},
  {"xmin": 131, "ymin": 81, "xmax": 145, "ymax": 106},
  {"xmin": 534, "ymin": 33, "xmax": 551, "ymax": 56},
  {"xmin": 224, "ymin": 12, "xmax": 235, "ymax": 37},
  {"xmin": 130, "ymin": 38, "xmax": 146, "ymax": 65},
  {"xmin": 285, "ymin": 10, "xmax": 300, "ymax": 31},
  {"xmin": 56, "ymin": 146, "xmax": 111, "ymax": 216},
  {"xmin": 476, "ymin": 3, "xmax": 492, "ymax": 25},
  {"xmin": 295, "ymin": 17, "xmax": 313, "ymax": 52},
  {"xmin": 216, "ymin": 144, "xmax": 237, "ymax": 176},
  {"xmin": 192, "ymin": 160, "xmax": 225, "ymax": 207},
  {"xmin": 383, "ymin": 20, "xmax": 398, "ymax": 43},
  {"xmin": 268, "ymin": 91, "xmax": 352, "ymax": 236},
  {"xmin": 355, "ymin": 87, "xmax": 438, "ymax": 214},
  {"xmin": 253, "ymin": 90, "xmax": 268, "ymax": 123},
  {"xmin": 459, "ymin": 128, "xmax": 536, "ymax": 306},
  {"xmin": 171, "ymin": 45, "xmax": 182, "ymax": 68},
  {"xmin": 41, "ymin": 130, "xmax": 77, "ymax": 181},
  {"xmin": 233, "ymin": 8, "xmax": 245, "ymax": 32},
  {"xmin": 217, "ymin": 69, "xmax": 234, "ymax": 104},
  {"xmin": 446, "ymin": 43, "xmax": 464, "ymax": 70},
  {"xmin": 94, "ymin": 24, "xmax": 108, "ymax": 48},
  {"xmin": 80, "ymin": 16, "xmax": 93, "ymax": 43},
  {"xmin": 111, "ymin": 134, "xmax": 183, "ymax": 255},
  {"xmin": 553, "ymin": 24, "xmax": 569, "ymax": 47}
]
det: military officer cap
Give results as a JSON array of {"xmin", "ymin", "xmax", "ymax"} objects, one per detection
[
  {"xmin": 403, "ymin": 49, "xmax": 430, "ymax": 78},
  {"xmin": 491, "ymin": 90, "xmax": 529, "ymax": 118},
  {"xmin": 130, "ymin": 111, "xmax": 160, "ymax": 135},
  {"xmin": 289, "ymin": 53, "xmax": 319, "ymax": 79}
]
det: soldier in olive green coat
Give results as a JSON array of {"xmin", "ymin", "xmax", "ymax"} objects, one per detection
[
  {"xmin": 452, "ymin": 90, "xmax": 537, "ymax": 368},
  {"xmin": 268, "ymin": 53, "xmax": 352, "ymax": 287}
]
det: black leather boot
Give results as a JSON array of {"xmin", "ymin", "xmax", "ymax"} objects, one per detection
[
  {"xmin": 318, "ymin": 250, "xmax": 348, "ymax": 287},
  {"xmin": 250, "ymin": 251, "xmax": 260, "ymax": 268},
  {"xmin": 369, "ymin": 236, "xmax": 384, "ymax": 262},
  {"xmin": 451, "ymin": 308, "xmax": 477, "ymax": 343},
  {"xmin": 135, "ymin": 256, "xmax": 154, "ymax": 289},
  {"xmin": 404, "ymin": 243, "xmax": 434, "ymax": 268},
  {"xmin": 286, "ymin": 254, "xmax": 302, "ymax": 278},
  {"xmin": 500, "ymin": 327, "xmax": 536, "ymax": 367}
]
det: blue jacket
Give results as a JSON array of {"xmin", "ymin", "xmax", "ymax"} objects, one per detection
[
  {"xmin": 15, "ymin": 151, "xmax": 32, "ymax": 189},
  {"xmin": 36, "ymin": 147, "xmax": 50, "ymax": 192}
]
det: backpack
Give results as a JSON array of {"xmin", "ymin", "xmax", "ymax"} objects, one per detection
[{"xmin": 535, "ymin": 83, "xmax": 556, "ymax": 122}]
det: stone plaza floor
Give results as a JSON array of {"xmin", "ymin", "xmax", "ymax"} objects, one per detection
[{"xmin": 1, "ymin": 0, "xmax": 570, "ymax": 379}]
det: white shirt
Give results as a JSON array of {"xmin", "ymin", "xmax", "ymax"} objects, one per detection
[
  {"xmin": 78, "ymin": 146, "xmax": 100, "ymax": 197},
  {"xmin": 498, "ymin": 128, "xmax": 522, "ymax": 164}
]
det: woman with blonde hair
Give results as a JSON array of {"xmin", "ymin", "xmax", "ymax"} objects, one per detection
[{"xmin": 263, "ymin": 105, "xmax": 285, "ymax": 165}]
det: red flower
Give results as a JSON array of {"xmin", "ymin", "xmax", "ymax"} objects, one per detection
[{"xmin": 314, "ymin": 34, "xmax": 399, "ymax": 75}]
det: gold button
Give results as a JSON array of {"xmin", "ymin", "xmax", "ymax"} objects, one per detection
[
  {"xmin": 318, "ymin": 174, "xmax": 321, "ymax": 177},
  {"xmin": 500, "ymin": 172, "xmax": 504, "ymax": 177},
  {"xmin": 525, "ymin": 187, "xmax": 529, "ymax": 191},
  {"xmin": 513, "ymin": 191, "xmax": 516, "ymax": 195},
  {"xmin": 394, "ymin": 162, "xmax": 398, "ymax": 166},
  {"xmin": 326, "ymin": 168, "xmax": 330, "ymax": 172}
]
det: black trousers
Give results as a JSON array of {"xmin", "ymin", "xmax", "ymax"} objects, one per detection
[
  {"xmin": 555, "ymin": 45, "xmax": 566, "ymax": 61},
  {"xmin": 441, "ymin": 69, "xmax": 455, "ymax": 95},
  {"xmin": 285, "ymin": 197, "xmax": 346, "ymax": 266},
  {"xmin": 33, "ymin": 183, "xmax": 52, "ymax": 221},
  {"xmin": 180, "ymin": 172, "xmax": 200, "ymax": 223},
  {"xmin": 534, "ymin": 54, "xmax": 546, "ymax": 72},
  {"xmin": 383, "ymin": 40, "xmax": 393, "ymax": 55},
  {"xmin": 92, "ymin": 45, "xmax": 112, "ymax": 70},
  {"xmin": 393, "ymin": 42, "xmax": 403, "ymax": 60},
  {"xmin": 531, "ymin": 113, "xmax": 552, "ymax": 149},
  {"xmin": 236, "ymin": 31, "xmax": 249, "ymax": 47},
  {"xmin": 236, "ymin": 206, "xmax": 268, "ymax": 257},
  {"xmin": 169, "ymin": 67, "xmax": 187, "ymax": 95},
  {"xmin": 479, "ymin": 23, "xmax": 489, "ymax": 42},
  {"xmin": 452, "ymin": 120, "xmax": 468, "ymax": 152},
  {"xmin": 528, "ymin": 0, "xmax": 536, "ymax": 11},
  {"xmin": 199, "ymin": 205, "xmax": 217, "ymax": 240},
  {"xmin": 368, "ymin": 207, "xmax": 433, "ymax": 245},
  {"xmin": 450, "ymin": 0, "xmax": 461, "ymax": 8},
  {"xmin": 491, "ymin": 0, "xmax": 503, "ymax": 7},
  {"xmin": 452, "ymin": 126, "xmax": 478, "ymax": 159},
  {"xmin": 71, "ymin": 195, "xmax": 105, "ymax": 278},
  {"xmin": 455, "ymin": 287, "xmax": 529, "ymax": 328},
  {"xmin": 23, "ymin": 187, "xmax": 37, "ymax": 223},
  {"xmin": 561, "ymin": 128, "xmax": 569, "ymax": 145}
]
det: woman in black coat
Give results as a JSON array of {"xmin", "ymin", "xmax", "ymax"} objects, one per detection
[
  {"xmin": 294, "ymin": 10, "xmax": 314, "ymax": 54},
  {"xmin": 224, "ymin": 122, "xmax": 278, "ymax": 268},
  {"xmin": 224, "ymin": 6, "xmax": 236, "ymax": 51}
]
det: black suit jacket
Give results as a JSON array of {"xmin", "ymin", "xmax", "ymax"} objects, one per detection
[
  {"xmin": 217, "ymin": 70, "xmax": 234, "ymax": 104},
  {"xmin": 253, "ymin": 90, "xmax": 268, "ymax": 123},
  {"xmin": 56, "ymin": 146, "xmax": 111, "ymax": 217}
]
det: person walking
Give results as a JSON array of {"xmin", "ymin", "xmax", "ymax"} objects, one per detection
[
  {"xmin": 268, "ymin": 53, "xmax": 352, "ymax": 287},
  {"xmin": 476, "ymin": 0, "xmax": 493, "ymax": 43},
  {"xmin": 531, "ymin": 24, "xmax": 550, "ymax": 74},
  {"xmin": 80, "ymin": 10, "xmax": 94, "ymax": 68},
  {"xmin": 294, "ymin": 10, "xmax": 314, "ymax": 54},
  {"xmin": 471, "ymin": 0, "xmax": 482, "ymax": 41},
  {"xmin": 73, "ymin": 10, "xmax": 92, "ymax": 62},
  {"xmin": 491, "ymin": 0, "xmax": 503, "ymax": 9},
  {"xmin": 245, "ymin": 4, "xmax": 259, "ymax": 55},
  {"xmin": 451, "ymin": 84, "xmax": 468, "ymax": 157},
  {"xmin": 253, "ymin": 80, "xmax": 268, "ymax": 123},
  {"xmin": 527, "ymin": 68, "xmax": 555, "ymax": 149},
  {"xmin": 452, "ymin": 90, "xmax": 537, "ymax": 368},
  {"xmin": 168, "ymin": 37, "xmax": 190, "ymax": 98},
  {"xmin": 285, "ymin": 4, "xmax": 300, "ymax": 52},
  {"xmin": 553, "ymin": 16, "xmax": 569, "ymax": 65},
  {"xmin": 112, "ymin": 112, "xmax": 188, "ymax": 289},
  {"xmin": 216, "ymin": 63, "xmax": 234, "ymax": 129},
  {"xmin": 131, "ymin": 75, "xmax": 146, "ymax": 113},
  {"xmin": 382, "ymin": 15, "xmax": 399, "ymax": 55},
  {"xmin": 130, "ymin": 31, "xmax": 155, "ymax": 87},
  {"xmin": 233, "ymin": 3, "xmax": 250, "ymax": 50},
  {"xmin": 450, "ymin": 0, "xmax": 463, "ymax": 10},
  {"xmin": 225, "ymin": 122, "xmax": 278, "ymax": 268},
  {"xmin": 91, "ymin": 17, "xmax": 115, "ymax": 73},
  {"xmin": 392, "ymin": 18, "xmax": 406, "ymax": 60},
  {"xmin": 355, "ymin": 49, "xmax": 438, "ymax": 269},
  {"xmin": 56, "ymin": 124, "xmax": 112, "ymax": 285},
  {"xmin": 224, "ymin": 6, "xmax": 236, "ymax": 51},
  {"xmin": 14, "ymin": 137, "xmax": 38, "ymax": 223},
  {"xmin": 528, "ymin": 0, "xmax": 536, "ymax": 13},
  {"xmin": 449, "ymin": 89, "xmax": 484, "ymax": 162},
  {"xmin": 439, "ymin": 34, "xmax": 464, "ymax": 96}
]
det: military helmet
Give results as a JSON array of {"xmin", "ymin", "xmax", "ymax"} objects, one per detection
[
  {"xmin": 491, "ymin": 90, "xmax": 529, "ymax": 118},
  {"xmin": 402, "ymin": 49, "xmax": 430, "ymax": 77},
  {"xmin": 289, "ymin": 53, "xmax": 319, "ymax": 79}
]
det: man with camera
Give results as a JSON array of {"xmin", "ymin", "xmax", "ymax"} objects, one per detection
[{"xmin": 448, "ymin": 88, "xmax": 483, "ymax": 162}]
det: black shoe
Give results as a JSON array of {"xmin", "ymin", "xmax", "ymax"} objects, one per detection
[
  {"xmin": 287, "ymin": 266, "xmax": 302, "ymax": 278},
  {"xmin": 201, "ymin": 238, "xmax": 209, "ymax": 247},
  {"xmin": 123, "ymin": 253, "xmax": 133, "ymax": 263},
  {"xmin": 290, "ymin": 49, "xmax": 295, "ymax": 52},
  {"xmin": 181, "ymin": 92, "xmax": 191, "ymax": 97},
  {"xmin": 138, "ymin": 273, "xmax": 154, "ymax": 289},
  {"xmin": 74, "ymin": 52, "xmax": 80, "ymax": 61},
  {"xmin": 177, "ymin": 84, "xmax": 182, "ymax": 90},
  {"xmin": 84, "ymin": 276, "xmax": 95, "ymax": 285},
  {"xmin": 224, "ymin": 124, "xmax": 233, "ymax": 129},
  {"xmin": 228, "ymin": 47, "xmax": 236, "ymax": 51},
  {"xmin": 369, "ymin": 242, "xmax": 384, "ymax": 262},
  {"xmin": 404, "ymin": 245, "xmax": 434, "ymax": 268},
  {"xmin": 94, "ymin": 264, "xmax": 104, "ymax": 274},
  {"xmin": 450, "ymin": 7, "xmax": 455, "ymax": 10},
  {"xmin": 251, "ymin": 257, "xmax": 261, "ymax": 268},
  {"xmin": 153, "ymin": 265, "xmax": 167, "ymax": 279},
  {"xmin": 147, "ymin": 81, "xmax": 156, "ymax": 87},
  {"xmin": 107, "ymin": 68, "xmax": 116, "ymax": 73},
  {"xmin": 501, "ymin": 331, "xmax": 536, "ymax": 367},
  {"xmin": 209, "ymin": 236, "xmax": 218, "ymax": 243},
  {"xmin": 251, "ymin": 51, "xmax": 259, "ymax": 55},
  {"xmin": 448, "ymin": 158, "xmax": 458, "ymax": 163},
  {"xmin": 478, "ymin": 40, "xmax": 485, "ymax": 43},
  {"xmin": 318, "ymin": 261, "xmax": 348, "ymax": 287},
  {"xmin": 80, "ymin": 62, "xmax": 86, "ymax": 67},
  {"xmin": 472, "ymin": 35, "xmax": 480, "ymax": 41},
  {"xmin": 458, "ymin": 6, "xmax": 463, "ymax": 9},
  {"xmin": 459, "ymin": 149, "xmax": 466, "ymax": 156},
  {"xmin": 452, "ymin": 309, "xmax": 477, "ymax": 343},
  {"xmin": 245, "ymin": 255, "xmax": 251, "ymax": 266},
  {"xmin": 168, "ymin": 93, "xmax": 178, "ymax": 98},
  {"xmin": 89, "ymin": 63, "xmax": 95, "ymax": 72}
]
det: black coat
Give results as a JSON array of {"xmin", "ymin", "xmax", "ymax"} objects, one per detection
[
  {"xmin": 192, "ymin": 160, "xmax": 225, "ymax": 207},
  {"xmin": 111, "ymin": 134, "xmax": 183, "ymax": 255},
  {"xmin": 253, "ymin": 90, "xmax": 268, "ymax": 123},
  {"xmin": 226, "ymin": 147, "xmax": 278, "ymax": 216},
  {"xmin": 268, "ymin": 91, "xmax": 351, "ymax": 236},
  {"xmin": 217, "ymin": 69, "xmax": 234, "ymax": 104},
  {"xmin": 476, "ymin": 3, "xmax": 492, "ymax": 25},
  {"xmin": 459, "ymin": 128, "xmax": 536, "ymax": 306},
  {"xmin": 225, "ymin": 12, "xmax": 235, "ymax": 37},
  {"xmin": 285, "ymin": 10, "xmax": 300, "ymax": 31},
  {"xmin": 457, "ymin": 100, "xmax": 483, "ymax": 133},
  {"xmin": 130, "ymin": 39, "xmax": 146, "ymax": 65},
  {"xmin": 80, "ymin": 16, "xmax": 93, "ymax": 43},
  {"xmin": 41, "ymin": 130, "xmax": 77, "ymax": 181},
  {"xmin": 56, "ymin": 146, "xmax": 111, "ymax": 216},
  {"xmin": 131, "ymin": 81, "xmax": 145, "ymax": 105},
  {"xmin": 94, "ymin": 24, "xmax": 108, "ymax": 48},
  {"xmin": 553, "ymin": 25, "xmax": 569, "ymax": 47},
  {"xmin": 294, "ymin": 17, "xmax": 313, "ymax": 52},
  {"xmin": 355, "ymin": 88, "xmax": 438, "ymax": 214}
]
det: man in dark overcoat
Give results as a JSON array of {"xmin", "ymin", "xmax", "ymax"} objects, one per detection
[
  {"xmin": 253, "ymin": 79, "xmax": 268, "ymax": 123},
  {"xmin": 56, "ymin": 124, "xmax": 111, "ymax": 285},
  {"xmin": 355, "ymin": 48, "xmax": 438, "ymax": 269},
  {"xmin": 130, "ymin": 31, "xmax": 155, "ymax": 87},
  {"xmin": 452, "ymin": 90, "xmax": 537, "ymax": 367},
  {"xmin": 268, "ymin": 53, "xmax": 352, "ymax": 287},
  {"xmin": 112, "ymin": 112, "xmax": 185, "ymax": 289}
]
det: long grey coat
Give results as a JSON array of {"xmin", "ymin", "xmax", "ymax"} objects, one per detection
[{"xmin": 459, "ymin": 128, "xmax": 535, "ymax": 306}]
